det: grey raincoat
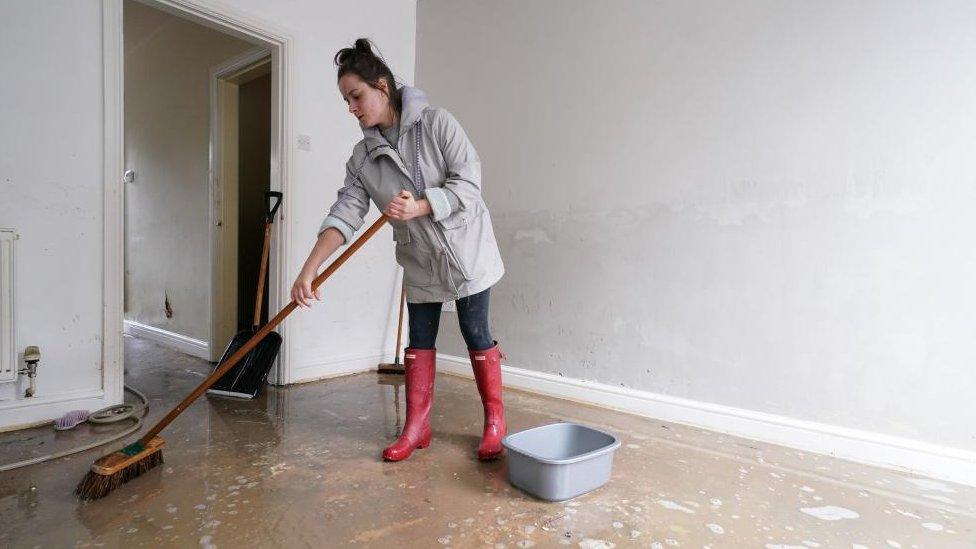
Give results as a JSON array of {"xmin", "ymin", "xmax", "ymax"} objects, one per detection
[{"xmin": 318, "ymin": 86, "xmax": 505, "ymax": 303}]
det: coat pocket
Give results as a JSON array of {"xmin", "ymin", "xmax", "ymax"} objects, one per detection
[
  {"xmin": 395, "ymin": 243, "xmax": 436, "ymax": 287},
  {"xmin": 393, "ymin": 224, "xmax": 411, "ymax": 244},
  {"xmin": 436, "ymin": 198, "xmax": 483, "ymax": 230},
  {"xmin": 437, "ymin": 209, "xmax": 469, "ymax": 230},
  {"xmin": 437, "ymin": 209, "xmax": 487, "ymax": 282}
]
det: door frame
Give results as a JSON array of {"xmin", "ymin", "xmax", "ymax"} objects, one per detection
[
  {"xmin": 102, "ymin": 0, "xmax": 294, "ymax": 405},
  {"xmin": 209, "ymin": 49, "xmax": 272, "ymax": 362}
]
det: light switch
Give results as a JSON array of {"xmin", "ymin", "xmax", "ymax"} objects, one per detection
[{"xmin": 297, "ymin": 134, "xmax": 311, "ymax": 151}]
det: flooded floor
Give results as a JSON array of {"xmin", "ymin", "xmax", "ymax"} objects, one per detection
[{"xmin": 1, "ymin": 335, "xmax": 973, "ymax": 548}]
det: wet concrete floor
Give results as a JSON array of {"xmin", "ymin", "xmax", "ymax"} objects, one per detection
[{"xmin": 0, "ymin": 334, "xmax": 974, "ymax": 547}]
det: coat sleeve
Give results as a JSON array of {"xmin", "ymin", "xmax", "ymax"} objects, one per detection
[
  {"xmin": 425, "ymin": 107, "xmax": 481, "ymax": 222},
  {"xmin": 318, "ymin": 151, "xmax": 370, "ymax": 244}
]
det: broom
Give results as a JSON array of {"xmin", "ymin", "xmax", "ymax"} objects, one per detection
[
  {"xmin": 76, "ymin": 214, "xmax": 391, "ymax": 500},
  {"xmin": 377, "ymin": 276, "xmax": 406, "ymax": 374}
]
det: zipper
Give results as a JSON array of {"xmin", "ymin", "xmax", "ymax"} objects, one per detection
[
  {"xmin": 377, "ymin": 122, "xmax": 471, "ymax": 287},
  {"xmin": 408, "ymin": 117, "xmax": 471, "ymax": 282}
]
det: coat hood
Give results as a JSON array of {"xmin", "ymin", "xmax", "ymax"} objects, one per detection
[{"xmin": 362, "ymin": 85, "xmax": 429, "ymax": 143}]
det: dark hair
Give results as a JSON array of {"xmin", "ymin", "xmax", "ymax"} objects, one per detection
[{"xmin": 334, "ymin": 38, "xmax": 401, "ymax": 118}]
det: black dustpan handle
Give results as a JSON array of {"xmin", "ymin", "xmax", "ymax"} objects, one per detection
[
  {"xmin": 266, "ymin": 191, "xmax": 283, "ymax": 222},
  {"xmin": 253, "ymin": 191, "xmax": 282, "ymax": 329}
]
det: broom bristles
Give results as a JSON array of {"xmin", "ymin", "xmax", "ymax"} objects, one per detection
[{"xmin": 75, "ymin": 448, "xmax": 163, "ymax": 500}]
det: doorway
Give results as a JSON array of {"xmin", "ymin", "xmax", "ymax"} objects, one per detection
[
  {"xmin": 108, "ymin": 0, "xmax": 292, "ymax": 403},
  {"xmin": 210, "ymin": 52, "xmax": 274, "ymax": 361}
]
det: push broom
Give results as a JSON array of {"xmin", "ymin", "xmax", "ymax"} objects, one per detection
[
  {"xmin": 76, "ymin": 214, "xmax": 391, "ymax": 500},
  {"xmin": 376, "ymin": 276, "xmax": 406, "ymax": 374}
]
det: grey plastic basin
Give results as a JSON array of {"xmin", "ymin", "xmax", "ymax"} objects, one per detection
[{"xmin": 502, "ymin": 422, "xmax": 621, "ymax": 501}]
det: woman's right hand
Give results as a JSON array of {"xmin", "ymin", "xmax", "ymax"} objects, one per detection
[{"xmin": 290, "ymin": 270, "xmax": 321, "ymax": 308}]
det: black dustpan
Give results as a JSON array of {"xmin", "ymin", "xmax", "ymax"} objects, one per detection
[
  {"xmin": 206, "ymin": 328, "xmax": 282, "ymax": 399},
  {"xmin": 208, "ymin": 191, "xmax": 283, "ymax": 399}
]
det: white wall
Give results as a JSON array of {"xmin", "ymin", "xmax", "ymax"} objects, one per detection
[
  {"xmin": 0, "ymin": 0, "xmax": 415, "ymax": 428},
  {"xmin": 417, "ymin": 0, "xmax": 976, "ymax": 457},
  {"xmin": 0, "ymin": 1, "xmax": 108, "ymax": 426},
  {"xmin": 124, "ymin": 0, "xmax": 255, "ymax": 343}
]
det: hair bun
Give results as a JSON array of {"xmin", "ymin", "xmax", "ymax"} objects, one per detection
[
  {"xmin": 354, "ymin": 38, "xmax": 373, "ymax": 56},
  {"xmin": 334, "ymin": 39, "xmax": 378, "ymax": 67}
]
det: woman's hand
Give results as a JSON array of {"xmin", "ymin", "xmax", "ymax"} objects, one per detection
[
  {"xmin": 384, "ymin": 190, "xmax": 431, "ymax": 221},
  {"xmin": 290, "ymin": 269, "xmax": 321, "ymax": 308}
]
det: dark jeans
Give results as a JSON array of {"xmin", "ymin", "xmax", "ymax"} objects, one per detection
[{"xmin": 407, "ymin": 288, "xmax": 494, "ymax": 351}]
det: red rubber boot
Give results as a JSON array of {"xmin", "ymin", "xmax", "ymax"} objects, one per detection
[
  {"xmin": 383, "ymin": 348, "xmax": 436, "ymax": 461},
  {"xmin": 470, "ymin": 342, "xmax": 507, "ymax": 460}
]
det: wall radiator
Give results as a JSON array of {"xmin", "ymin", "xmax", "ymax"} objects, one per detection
[{"xmin": 0, "ymin": 229, "xmax": 17, "ymax": 383}]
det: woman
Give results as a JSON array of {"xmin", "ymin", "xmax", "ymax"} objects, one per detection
[{"xmin": 290, "ymin": 39, "xmax": 507, "ymax": 462}]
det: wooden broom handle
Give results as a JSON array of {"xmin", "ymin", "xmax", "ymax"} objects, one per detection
[
  {"xmin": 252, "ymin": 220, "xmax": 272, "ymax": 330},
  {"xmin": 139, "ymin": 214, "xmax": 391, "ymax": 445},
  {"xmin": 393, "ymin": 278, "xmax": 406, "ymax": 365},
  {"xmin": 253, "ymin": 191, "xmax": 282, "ymax": 329}
]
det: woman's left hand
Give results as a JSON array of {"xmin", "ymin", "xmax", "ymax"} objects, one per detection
[{"xmin": 384, "ymin": 190, "xmax": 431, "ymax": 221}]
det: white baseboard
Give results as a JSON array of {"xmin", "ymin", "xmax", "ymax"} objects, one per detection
[
  {"xmin": 436, "ymin": 353, "xmax": 976, "ymax": 487},
  {"xmin": 124, "ymin": 320, "xmax": 209, "ymax": 360},
  {"xmin": 290, "ymin": 351, "xmax": 384, "ymax": 384},
  {"xmin": 0, "ymin": 388, "xmax": 106, "ymax": 431}
]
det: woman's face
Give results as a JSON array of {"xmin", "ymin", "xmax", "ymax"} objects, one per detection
[{"xmin": 339, "ymin": 73, "xmax": 392, "ymax": 129}]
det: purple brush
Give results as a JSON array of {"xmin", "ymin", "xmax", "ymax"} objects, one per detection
[{"xmin": 54, "ymin": 410, "xmax": 90, "ymax": 431}]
